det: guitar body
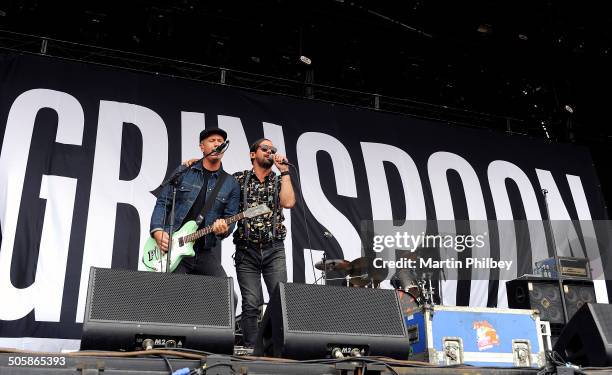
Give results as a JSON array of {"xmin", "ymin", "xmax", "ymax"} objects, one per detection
[
  {"xmin": 142, "ymin": 220, "xmax": 198, "ymax": 272},
  {"xmin": 141, "ymin": 203, "xmax": 271, "ymax": 272}
]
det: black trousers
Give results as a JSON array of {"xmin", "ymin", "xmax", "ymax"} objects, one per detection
[{"xmin": 234, "ymin": 240, "xmax": 287, "ymax": 347}]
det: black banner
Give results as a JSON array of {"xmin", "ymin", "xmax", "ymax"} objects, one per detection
[{"xmin": 0, "ymin": 52, "xmax": 609, "ymax": 350}]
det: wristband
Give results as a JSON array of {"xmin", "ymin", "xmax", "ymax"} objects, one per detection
[{"xmin": 280, "ymin": 171, "xmax": 290, "ymax": 177}]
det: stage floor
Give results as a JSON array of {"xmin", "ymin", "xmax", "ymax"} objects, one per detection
[{"xmin": 0, "ymin": 350, "xmax": 548, "ymax": 375}]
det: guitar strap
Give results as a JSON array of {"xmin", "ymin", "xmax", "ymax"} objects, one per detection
[{"xmin": 195, "ymin": 170, "xmax": 229, "ymax": 226}]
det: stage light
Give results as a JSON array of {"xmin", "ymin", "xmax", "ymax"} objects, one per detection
[
  {"xmin": 564, "ymin": 104, "xmax": 574, "ymax": 114},
  {"xmin": 299, "ymin": 55, "xmax": 312, "ymax": 65},
  {"xmin": 540, "ymin": 120, "xmax": 551, "ymax": 139},
  {"xmin": 477, "ymin": 24, "xmax": 492, "ymax": 34}
]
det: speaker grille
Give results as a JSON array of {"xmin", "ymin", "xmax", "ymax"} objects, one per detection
[
  {"xmin": 527, "ymin": 282, "xmax": 564, "ymax": 324},
  {"xmin": 565, "ymin": 283, "xmax": 596, "ymax": 321},
  {"xmin": 88, "ymin": 268, "xmax": 231, "ymax": 328},
  {"xmin": 282, "ymin": 283, "xmax": 405, "ymax": 337}
]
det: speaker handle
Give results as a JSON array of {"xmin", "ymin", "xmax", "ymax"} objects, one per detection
[{"xmin": 515, "ymin": 286, "xmax": 526, "ymax": 303}]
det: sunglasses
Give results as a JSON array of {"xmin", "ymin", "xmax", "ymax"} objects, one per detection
[{"xmin": 259, "ymin": 144, "xmax": 277, "ymax": 154}]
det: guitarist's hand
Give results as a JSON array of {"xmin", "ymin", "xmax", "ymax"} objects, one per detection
[
  {"xmin": 153, "ymin": 230, "xmax": 170, "ymax": 253},
  {"xmin": 212, "ymin": 219, "xmax": 229, "ymax": 236}
]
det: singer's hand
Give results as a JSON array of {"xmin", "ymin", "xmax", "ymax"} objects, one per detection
[
  {"xmin": 212, "ymin": 219, "xmax": 228, "ymax": 235},
  {"xmin": 182, "ymin": 158, "xmax": 199, "ymax": 167},
  {"xmin": 153, "ymin": 230, "xmax": 170, "ymax": 253},
  {"xmin": 273, "ymin": 153, "xmax": 290, "ymax": 172}
]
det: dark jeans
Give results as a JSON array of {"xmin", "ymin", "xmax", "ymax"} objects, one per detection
[{"xmin": 234, "ymin": 241, "xmax": 287, "ymax": 347}]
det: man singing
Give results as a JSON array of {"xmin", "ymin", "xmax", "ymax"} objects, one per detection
[
  {"xmin": 150, "ymin": 128, "xmax": 240, "ymax": 276},
  {"xmin": 233, "ymin": 138, "xmax": 296, "ymax": 348}
]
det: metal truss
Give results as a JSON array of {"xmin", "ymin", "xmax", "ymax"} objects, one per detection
[{"xmin": 0, "ymin": 29, "xmax": 539, "ymax": 137}]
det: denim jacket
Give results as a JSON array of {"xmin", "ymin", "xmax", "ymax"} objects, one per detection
[{"xmin": 150, "ymin": 161, "xmax": 240, "ymax": 248}]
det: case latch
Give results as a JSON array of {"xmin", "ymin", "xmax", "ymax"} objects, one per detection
[
  {"xmin": 442, "ymin": 337, "xmax": 463, "ymax": 365},
  {"xmin": 512, "ymin": 339, "xmax": 532, "ymax": 367}
]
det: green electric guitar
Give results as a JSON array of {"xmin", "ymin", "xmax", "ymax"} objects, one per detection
[{"xmin": 142, "ymin": 204, "xmax": 271, "ymax": 272}]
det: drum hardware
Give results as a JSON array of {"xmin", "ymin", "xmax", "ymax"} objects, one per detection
[
  {"xmin": 312, "ymin": 255, "xmax": 437, "ymax": 304},
  {"xmin": 322, "ymin": 273, "xmax": 370, "ymax": 287},
  {"xmin": 314, "ymin": 259, "xmax": 351, "ymax": 273},
  {"xmin": 391, "ymin": 268, "xmax": 437, "ymax": 307},
  {"xmin": 346, "ymin": 257, "xmax": 387, "ymax": 288},
  {"xmin": 315, "ymin": 256, "xmax": 378, "ymax": 287},
  {"xmin": 347, "ymin": 257, "xmax": 372, "ymax": 287},
  {"xmin": 417, "ymin": 276, "xmax": 436, "ymax": 307},
  {"xmin": 314, "ymin": 257, "xmax": 352, "ymax": 285},
  {"xmin": 396, "ymin": 289, "xmax": 421, "ymax": 317}
]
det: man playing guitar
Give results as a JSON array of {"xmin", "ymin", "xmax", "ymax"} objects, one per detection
[{"xmin": 149, "ymin": 128, "xmax": 240, "ymax": 276}]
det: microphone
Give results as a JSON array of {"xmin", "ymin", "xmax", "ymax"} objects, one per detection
[
  {"xmin": 204, "ymin": 140, "xmax": 230, "ymax": 158},
  {"xmin": 268, "ymin": 155, "xmax": 294, "ymax": 167},
  {"xmin": 212, "ymin": 140, "xmax": 230, "ymax": 154}
]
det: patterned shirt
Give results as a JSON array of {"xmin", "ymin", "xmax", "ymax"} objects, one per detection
[{"xmin": 233, "ymin": 170, "xmax": 286, "ymax": 243}]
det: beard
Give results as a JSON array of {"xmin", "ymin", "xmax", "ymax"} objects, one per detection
[{"xmin": 260, "ymin": 156, "xmax": 274, "ymax": 168}]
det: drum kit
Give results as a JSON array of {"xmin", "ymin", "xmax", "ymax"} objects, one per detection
[
  {"xmin": 313, "ymin": 257, "xmax": 377, "ymax": 287},
  {"xmin": 314, "ymin": 256, "xmax": 437, "ymax": 308}
]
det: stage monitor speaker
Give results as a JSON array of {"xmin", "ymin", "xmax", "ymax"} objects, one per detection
[
  {"xmin": 506, "ymin": 279, "xmax": 596, "ymax": 326},
  {"xmin": 506, "ymin": 279, "xmax": 565, "ymax": 324},
  {"xmin": 80, "ymin": 267, "xmax": 234, "ymax": 353},
  {"xmin": 553, "ymin": 303, "xmax": 612, "ymax": 366},
  {"xmin": 254, "ymin": 282, "xmax": 409, "ymax": 360}
]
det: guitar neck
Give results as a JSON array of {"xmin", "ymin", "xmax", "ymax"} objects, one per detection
[{"xmin": 181, "ymin": 212, "xmax": 246, "ymax": 243}]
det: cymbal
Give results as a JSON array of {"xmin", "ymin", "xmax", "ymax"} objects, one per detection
[
  {"xmin": 348, "ymin": 257, "xmax": 372, "ymax": 286},
  {"xmin": 314, "ymin": 259, "xmax": 351, "ymax": 273},
  {"xmin": 349, "ymin": 257, "xmax": 368, "ymax": 274},
  {"xmin": 349, "ymin": 257, "xmax": 388, "ymax": 286}
]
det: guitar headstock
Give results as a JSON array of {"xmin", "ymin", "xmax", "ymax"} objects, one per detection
[{"xmin": 244, "ymin": 204, "xmax": 272, "ymax": 218}]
